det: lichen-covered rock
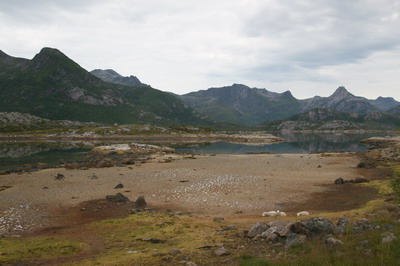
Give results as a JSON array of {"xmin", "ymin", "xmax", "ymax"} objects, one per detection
[
  {"xmin": 291, "ymin": 217, "xmax": 335, "ymax": 237},
  {"xmin": 248, "ymin": 222, "xmax": 269, "ymax": 238},
  {"xmin": 286, "ymin": 233, "xmax": 307, "ymax": 247}
]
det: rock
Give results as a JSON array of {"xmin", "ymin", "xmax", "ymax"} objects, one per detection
[
  {"xmin": 261, "ymin": 227, "xmax": 278, "ymax": 238},
  {"xmin": 248, "ymin": 222, "xmax": 269, "ymax": 238},
  {"xmin": 54, "ymin": 173, "xmax": 65, "ymax": 180},
  {"xmin": 90, "ymin": 175, "xmax": 98, "ymax": 179},
  {"xmin": 382, "ymin": 224, "xmax": 395, "ymax": 231},
  {"xmin": 334, "ymin": 217, "xmax": 349, "ymax": 234},
  {"xmin": 114, "ymin": 183, "xmax": 124, "ymax": 189},
  {"xmin": 291, "ymin": 217, "xmax": 335, "ymax": 237},
  {"xmin": 337, "ymin": 217, "xmax": 349, "ymax": 228},
  {"xmin": 286, "ymin": 233, "xmax": 307, "ymax": 247},
  {"xmin": 213, "ymin": 217, "xmax": 225, "ymax": 223},
  {"xmin": 326, "ymin": 237, "xmax": 344, "ymax": 247},
  {"xmin": 169, "ymin": 248, "xmax": 181, "ymax": 256},
  {"xmin": 222, "ymin": 225, "xmax": 237, "ymax": 231},
  {"xmin": 381, "ymin": 231, "xmax": 397, "ymax": 244},
  {"xmin": 42, "ymin": 186, "xmax": 49, "ymax": 190},
  {"xmin": 334, "ymin": 178, "xmax": 344, "ymax": 185},
  {"xmin": 135, "ymin": 195, "xmax": 147, "ymax": 209},
  {"xmin": 106, "ymin": 193, "xmax": 130, "ymax": 202},
  {"xmin": 214, "ymin": 247, "xmax": 230, "ymax": 256},
  {"xmin": 266, "ymin": 233, "xmax": 279, "ymax": 242},
  {"xmin": 353, "ymin": 219, "xmax": 375, "ymax": 233},
  {"xmin": 267, "ymin": 220, "xmax": 293, "ymax": 237}
]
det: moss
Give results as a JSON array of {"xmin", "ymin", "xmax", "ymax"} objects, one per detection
[
  {"xmin": 73, "ymin": 211, "xmax": 233, "ymax": 265},
  {"xmin": 0, "ymin": 237, "xmax": 85, "ymax": 264}
]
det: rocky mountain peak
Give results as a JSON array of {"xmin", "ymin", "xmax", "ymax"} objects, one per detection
[
  {"xmin": 331, "ymin": 86, "xmax": 352, "ymax": 98},
  {"xmin": 90, "ymin": 69, "xmax": 148, "ymax": 87}
]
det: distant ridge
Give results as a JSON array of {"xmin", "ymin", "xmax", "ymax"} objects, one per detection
[
  {"xmin": 181, "ymin": 85, "xmax": 398, "ymax": 125},
  {"xmin": 91, "ymin": 69, "xmax": 149, "ymax": 87}
]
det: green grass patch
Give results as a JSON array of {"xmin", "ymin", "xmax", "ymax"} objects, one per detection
[{"xmin": 0, "ymin": 237, "xmax": 85, "ymax": 264}]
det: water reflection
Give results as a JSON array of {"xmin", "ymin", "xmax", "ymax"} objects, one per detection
[
  {"xmin": 174, "ymin": 132, "xmax": 394, "ymax": 154},
  {"xmin": 0, "ymin": 142, "xmax": 91, "ymax": 171}
]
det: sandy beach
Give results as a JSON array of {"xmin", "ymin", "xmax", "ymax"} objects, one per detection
[{"xmin": 0, "ymin": 152, "xmax": 378, "ymax": 235}]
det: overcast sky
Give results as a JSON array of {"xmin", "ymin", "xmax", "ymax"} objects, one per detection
[{"xmin": 1, "ymin": 0, "xmax": 399, "ymax": 99}]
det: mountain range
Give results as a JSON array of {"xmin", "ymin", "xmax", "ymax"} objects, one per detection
[
  {"xmin": 0, "ymin": 47, "xmax": 399, "ymax": 129},
  {"xmin": 0, "ymin": 48, "xmax": 211, "ymax": 126},
  {"xmin": 180, "ymin": 84, "xmax": 400, "ymax": 125}
]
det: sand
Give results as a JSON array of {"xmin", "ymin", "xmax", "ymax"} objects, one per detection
[{"xmin": 0, "ymin": 153, "xmax": 370, "ymax": 235}]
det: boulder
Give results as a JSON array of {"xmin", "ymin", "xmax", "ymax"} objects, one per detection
[
  {"xmin": 291, "ymin": 217, "xmax": 335, "ymax": 237},
  {"xmin": 267, "ymin": 220, "xmax": 293, "ymax": 237},
  {"xmin": 381, "ymin": 231, "xmax": 397, "ymax": 244},
  {"xmin": 248, "ymin": 222, "xmax": 269, "ymax": 238},
  {"xmin": 106, "ymin": 193, "xmax": 130, "ymax": 202},
  {"xmin": 114, "ymin": 183, "xmax": 124, "ymax": 189},
  {"xmin": 334, "ymin": 217, "xmax": 349, "ymax": 234},
  {"xmin": 353, "ymin": 219, "xmax": 375, "ymax": 233},
  {"xmin": 334, "ymin": 178, "xmax": 344, "ymax": 185},
  {"xmin": 326, "ymin": 237, "xmax": 344, "ymax": 248},
  {"xmin": 214, "ymin": 247, "xmax": 230, "ymax": 256},
  {"xmin": 286, "ymin": 233, "xmax": 307, "ymax": 247},
  {"xmin": 135, "ymin": 195, "xmax": 147, "ymax": 209}
]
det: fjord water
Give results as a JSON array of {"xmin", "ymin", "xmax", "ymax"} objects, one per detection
[
  {"xmin": 0, "ymin": 142, "xmax": 90, "ymax": 171},
  {"xmin": 0, "ymin": 132, "xmax": 392, "ymax": 171},
  {"xmin": 173, "ymin": 132, "xmax": 392, "ymax": 154}
]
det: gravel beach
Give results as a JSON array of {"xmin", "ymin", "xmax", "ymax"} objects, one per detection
[{"xmin": 0, "ymin": 153, "xmax": 370, "ymax": 235}]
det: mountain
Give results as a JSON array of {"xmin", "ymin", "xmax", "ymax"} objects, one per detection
[
  {"xmin": 181, "ymin": 85, "xmax": 387, "ymax": 125},
  {"xmin": 0, "ymin": 48, "xmax": 211, "ymax": 126},
  {"xmin": 180, "ymin": 84, "xmax": 302, "ymax": 125},
  {"xmin": 259, "ymin": 108, "xmax": 400, "ymax": 131},
  {"xmin": 90, "ymin": 69, "xmax": 149, "ymax": 87},
  {"xmin": 369, "ymin": 96, "xmax": 400, "ymax": 111},
  {"xmin": 299, "ymin": 87, "xmax": 379, "ymax": 113}
]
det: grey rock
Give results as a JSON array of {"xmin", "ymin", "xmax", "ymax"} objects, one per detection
[
  {"xmin": 381, "ymin": 231, "xmax": 397, "ymax": 244},
  {"xmin": 291, "ymin": 217, "xmax": 335, "ymax": 237},
  {"xmin": 214, "ymin": 247, "xmax": 231, "ymax": 256},
  {"xmin": 114, "ymin": 183, "xmax": 124, "ymax": 189},
  {"xmin": 266, "ymin": 233, "xmax": 279, "ymax": 242},
  {"xmin": 267, "ymin": 221, "xmax": 293, "ymax": 237},
  {"xmin": 353, "ymin": 219, "xmax": 375, "ymax": 233},
  {"xmin": 326, "ymin": 237, "xmax": 344, "ymax": 247},
  {"xmin": 334, "ymin": 178, "xmax": 344, "ymax": 184},
  {"xmin": 286, "ymin": 233, "xmax": 307, "ymax": 247},
  {"xmin": 106, "ymin": 193, "xmax": 130, "ymax": 202},
  {"xmin": 135, "ymin": 195, "xmax": 147, "ymax": 209},
  {"xmin": 222, "ymin": 225, "xmax": 237, "ymax": 231},
  {"xmin": 382, "ymin": 224, "xmax": 395, "ymax": 231},
  {"xmin": 248, "ymin": 222, "xmax": 269, "ymax": 238},
  {"xmin": 90, "ymin": 175, "xmax": 98, "ymax": 179},
  {"xmin": 334, "ymin": 217, "xmax": 349, "ymax": 234}
]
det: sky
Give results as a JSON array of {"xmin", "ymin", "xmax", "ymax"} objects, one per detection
[{"xmin": 0, "ymin": 0, "xmax": 399, "ymax": 100}]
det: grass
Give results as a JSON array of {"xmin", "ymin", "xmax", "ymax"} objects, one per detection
[{"xmin": 0, "ymin": 237, "xmax": 85, "ymax": 264}]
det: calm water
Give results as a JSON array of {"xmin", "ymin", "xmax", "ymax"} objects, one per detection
[
  {"xmin": 173, "ymin": 132, "xmax": 394, "ymax": 155},
  {"xmin": 0, "ymin": 142, "xmax": 91, "ymax": 171},
  {"xmin": 0, "ymin": 132, "xmax": 394, "ymax": 170}
]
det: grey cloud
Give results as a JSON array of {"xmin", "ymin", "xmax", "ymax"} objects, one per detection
[{"xmin": 242, "ymin": 0, "xmax": 400, "ymax": 70}]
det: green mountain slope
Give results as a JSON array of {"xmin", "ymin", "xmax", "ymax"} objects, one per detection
[
  {"xmin": 0, "ymin": 48, "xmax": 211, "ymax": 126},
  {"xmin": 180, "ymin": 84, "xmax": 302, "ymax": 125}
]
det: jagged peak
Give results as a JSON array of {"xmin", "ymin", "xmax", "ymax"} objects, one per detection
[{"xmin": 330, "ymin": 86, "xmax": 353, "ymax": 98}]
